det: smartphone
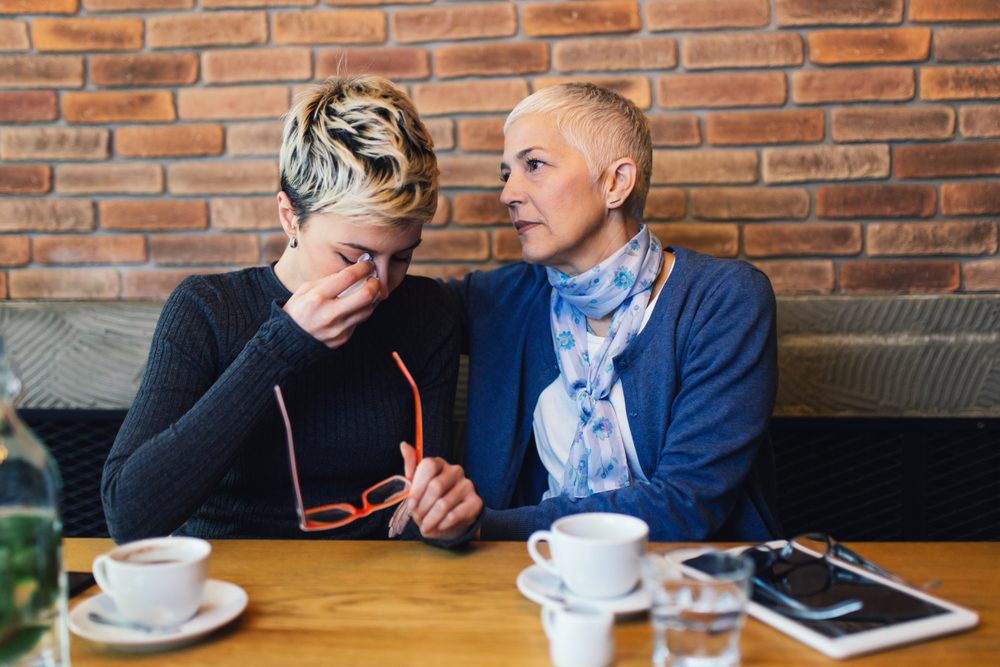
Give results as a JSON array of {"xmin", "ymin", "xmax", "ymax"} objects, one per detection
[{"xmin": 68, "ymin": 571, "xmax": 96, "ymax": 598}]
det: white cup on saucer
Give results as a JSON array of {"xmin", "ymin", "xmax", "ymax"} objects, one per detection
[
  {"xmin": 527, "ymin": 512, "xmax": 649, "ymax": 599},
  {"xmin": 92, "ymin": 536, "xmax": 210, "ymax": 629},
  {"xmin": 542, "ymin": 603, "xmax": 615, "ymax": 667}
]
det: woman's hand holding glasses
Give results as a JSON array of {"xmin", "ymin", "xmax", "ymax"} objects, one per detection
[{"xmin": 397, "ymin": 442, "xmax": 484, "ymax": 542}]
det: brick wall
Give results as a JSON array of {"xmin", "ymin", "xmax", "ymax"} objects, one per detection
[{"xmin": 0, "ymin": 0, "xmax": 998, "ymax": 299}]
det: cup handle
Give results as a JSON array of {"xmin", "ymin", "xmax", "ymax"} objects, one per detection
[
  {"xmin": 92, "ymin": 554, "xmax": 112, "ymax": 596},
  {"xmin": 527, "ymin": 530, "xmax": 560, "ymax": 579}
]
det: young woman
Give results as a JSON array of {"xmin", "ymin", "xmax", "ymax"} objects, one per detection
[
  {"xmin": 444, "ymin": 84, "xmax": 780, "ymax": 541},
  {"xmin": 103, "ymin": 76, "xmax": 481, "ymax": 545}
]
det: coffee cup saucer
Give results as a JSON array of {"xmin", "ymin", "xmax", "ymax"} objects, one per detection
[
  {"xmin": 69, "ymin": 579, "xmax": 248, "ymax": 652},
  {"xmin": 517, "ymin": 564, "xmax": 651, "ymax": 617}
]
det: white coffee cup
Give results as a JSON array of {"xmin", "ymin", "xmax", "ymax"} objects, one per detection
[
  {"xmin": 92, "ymin": 536, "xmax": 211, "ymax": 628},
  {"xmin": 541, "ymin": 603, "xmax": 615, "ymax": 667},
  {"xmin": 528, "ymin": 512, "xmax": 649, "ymax": 599}
]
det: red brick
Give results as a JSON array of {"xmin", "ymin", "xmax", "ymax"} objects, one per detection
[
  {"xmin": 868, "ymin": 221, "xmax": 997, "ymax": 256},
  {"xmin": 56, "ymin": 163, "xmax": 162, "ymax": 194},
  {"xmin": 895, "ymin": 143, "xmax": 1000, "ymax": 179},
  {"xmin": 706, "ymin": 109, "xmax": 823, "ymax": 145},
  {"xmin": 647, "ymin": 222, "xmax": 739, "ymax": 257},
  {"xmin": 412, "ymin": 80, "xmax": 528, "ymax": 116},
  {"xmin": 644, "ymin": 188, "xmax": 686, "ymax": 220},
  {"xmin": 523, "ymin": 1, "xmax": 640, "ymax": 37},
  {"xmin": 921, "ymin": 66, "xmax": 1000, "ymax": 101},
  {"xmin": 0, "ymin": 237, "xmax": 29, "ymax": 266},
  {"xmin": 840, "ymin": 260, "xmax": 959, "ymax": 292},
  {"xmin": 85, "ymin": 0, "xmax": 194, "ymax": 9},
  {"xmin": 8, "ymin": 268, "xmax": 120, "ymax": 300},
  {"xmin": 116, "ymin": 124, "xmax": 223, "ymax": 158},
  {"xmin": 809, "ymin": 28, "xmax": 929, "ymax": 65},
  {"xmin": 1, "ymin": 127, "xmax": 108, "ymax": 160},
  {"xmin": 424, "ymin": 118, "xmax": 454, "ymax": 150},
  {"xmin": 0, "ymin": 91, "xmax": 57, "ymax": 123},
  {"xmin": 816, "ymin": 184, "xmax": 936, "ymax": 218},
  {"xmin": 682, "ymin": 33, "xmax": 802, "ymax": 70},
  {"xmin": 553, "ymin": 37, "xmax": 676, "ymax": 72},
  {"xmin": 0, "ymin": 1, "xmax": 79, "ymax": 13},
  {"xmin": 792, "ymin": 68, "xmax": 914, "ymax": 104},
  {"xmin": 753, "ymin": 260, "xmax": 834, "ymax": 294},
  {"xmin": 408, "ymin": 264, "xmax": 479, "ymax": 282},
  {"xmin": 121, "ymin": 268, "xmax": 220, "ymax": 299},
  {"xmin": 691, "ymin": 188, "xmax": 809, "ymax": 220},
  {"xmin": 763, "ymin": 145, "xmax": 890, "ymax": 184},
  {"xmin": 274, "ymin": 10, "xmax": 384, "ymax": 45},
  {"xmin": 210, "ymin": 197, "xmax": 277, "ymax": 230},
  {"xmin": 438, "ymin": 156, "xmax": 501, "ymax": 188},
  {"xmin": 492, "ymin": 228, "xmax": 522, "ymax": 261},
  {"xmin": 63, "ymin": 91, "xmax": 175, "ymax": 123},
  {"xmin": 90, "ymin": 53, "xmax": 197, "ymax": 87},
  {"xmin": 0, "ymin": 165, "xmax": 51, "ymax": 195},
  {"xmin": 964, "ymin": 260, "xmax": 1000, "ymax": 291},
  {"xmin": 0, "ymin": 199, "xmax": 94, "ymax": 232},
  {"xmin": 168, "ymin": 161, "xmax": 278, "ymax": 195},
  {"xmin": 646, "ymin": 0, "xmax": 769, "ymax": 30},
  {"xmin": 453, "ymin": 192, "xmax": 506, "ymax": 226},
  {"xmin": 745, "ymin": 223, "xmax": 861, "ymax": 257},
  {"xmin": 177, "ymin": 85, "xmax": 288, "ymax": 120},
  {"xmin": 659, "ymin": 71, "xmax": 786, "ymax": 108},
  {"xmin": 202, "ymin": 0, "xmax": 311, "ymax": 6},
  {"xmin": 0, "ymin": 19, "xmax": 28, "ymax": 49},
  {"xmin": 941, "ymin": 182, "xmax": 1000, "ymax": 216},
  {"xmin": 458, "ymin": 117, "xmax": 505, "ymax": 153},
  {"xmin": 148, "ymin": 11, "xmax": 266, "ymax": 48},
  {"xmin": 651, "ymin": 149, "xmax": 758, "ymax": 185},
  {"xmin": 101, "ymin": 200, "xmax": 208, "ymax": 231},
  {"xmin": 534, "ymin": 76, "xmax": 651, "ymax": 108},
  {"xmin": 32, "ymin": 18, "xmax": 143, "ymax": 52},
  {"xmin": 777, "ymin": 0, "xmax": 903, "ymax": 26},
  {"xmin": 34, "ymin": 234, "xmax": 147, "ymax": 264},
  {"xmin": 0, "ymin": 55, "xmax": 83, "ymax": 88},
  {"xmin": 649, "ymin": 115, "xmax": 700, "ymax": 146},
  {"xmin": 936, "ymin": 28, "xmax": 1000, "ymax": 62},
  {"xmin": 436, "ymin": 42, "xmax": 547, "ymax": 78},
  {"xmin": 414, "ymin": 230, "xmax": 489, "ymax": 262},
  {"xmin": 910, "ymin": 0, "xmax": 1000, "ymax": 22},
  {"xmin": 315, "ymin": 47, "xmax": 430, "ymax": 80},
  {"xmin": 261, "ymin": 232, "xmax": 286, "ymax": 262},
  {"xmin": 393, "ymin": 4, "xmax": 515, "ymax": 43},
  {"xmin": 227, "ymin": 121, "xmax": 282, "ymax": 157},
  {"xmin": 151, "ymin": 233, "xmax": 259, "ymax": 265},
  {"xmin": 203, "ymin": 47, "xmax": 311, "ymax": 84},
  {"xmin": 429, "ymin": 195, "xmax": 449, "ymax": 227},
  {"xmin": 831, "ymin": 106, "xmax": 954, "ymax": 142}
]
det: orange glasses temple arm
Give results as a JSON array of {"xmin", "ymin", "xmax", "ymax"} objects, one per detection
[{"xmin": 391, "ymin": 351, "xmax": 423, "ymax": 462}]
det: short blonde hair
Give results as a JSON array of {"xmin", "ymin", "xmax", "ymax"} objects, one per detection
[
  {"xmin": 504, "ymin": 83, "xmax": 652, "ymax": 221},
  {"xmin": 280, "ymin": 76, "xmax": 438, "ymax": 227}
]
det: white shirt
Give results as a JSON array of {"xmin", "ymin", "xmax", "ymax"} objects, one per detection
[{"xmin": 533, "ymin": 263, "xmax": 671, "ymax": 500}]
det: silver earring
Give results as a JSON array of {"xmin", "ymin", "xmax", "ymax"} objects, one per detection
[{"xmin": 289, "ymin": 236, "xmax": 298, "ymax": 248}]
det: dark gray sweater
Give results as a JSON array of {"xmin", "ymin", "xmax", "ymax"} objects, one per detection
[{"xmin": 102, "ymin": 266, "xmax": 459, "ymax": 542}]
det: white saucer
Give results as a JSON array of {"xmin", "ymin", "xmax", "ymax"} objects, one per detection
[
  {"xmin": 516, "ymin": 564, "xmax": 651, "ymax": 617},
  {"xmin": 69, "ymin": 579, "xmax": 248, "ymax": 652}
]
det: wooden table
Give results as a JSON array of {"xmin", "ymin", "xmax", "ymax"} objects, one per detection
[{"xmin": 65, "ymin": 540, "xmax": 999, "ymax": 666}]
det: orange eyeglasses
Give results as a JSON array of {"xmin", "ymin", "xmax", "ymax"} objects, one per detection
[{"xmin": 273, "ymin": 351, "xmax": 422, "ymax": 532}]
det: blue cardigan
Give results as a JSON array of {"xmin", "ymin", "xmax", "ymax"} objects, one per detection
[{"xmin": 450, "ymin": 247, "xmax": 781, "ymax": 541}]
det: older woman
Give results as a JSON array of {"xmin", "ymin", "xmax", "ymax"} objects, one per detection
[
  {"xmin": 103, "ymin": 76, "xmax": 481, "ymax": 545},
  {"xmin": 440, "ymin": 83, "xmax": 780, "ymax": 541}
]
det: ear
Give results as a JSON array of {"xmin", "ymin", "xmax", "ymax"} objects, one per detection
[
  {"xmin": 604, "ymin": 158, "xmax": 637, "ymax": 211},
  {"xmin": 276, "ymin": 191, "xmax": 298, "ymax": 237}
]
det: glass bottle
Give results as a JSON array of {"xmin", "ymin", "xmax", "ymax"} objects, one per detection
[{"xmin": 0, "ymin": 336, "xmax": 69, "ymax": 666}]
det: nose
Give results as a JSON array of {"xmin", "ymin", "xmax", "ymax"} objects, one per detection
[{"xmin": 500, "ymin": 172, "xmax": 523, "ymax": 209}]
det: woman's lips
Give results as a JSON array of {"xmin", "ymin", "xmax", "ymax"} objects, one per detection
[{"xmin": 513, "ymin": 219, "xmax": 541, "ymax": 232}]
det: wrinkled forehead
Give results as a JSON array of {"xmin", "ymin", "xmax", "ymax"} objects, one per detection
[{"xmin": 502, "ymin": 112, "xmax": 582, "ymax": 160}]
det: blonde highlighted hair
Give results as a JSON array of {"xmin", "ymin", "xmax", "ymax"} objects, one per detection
[
  {"xmin": 504, "ymin": 83, "xmax": 652, "ymax": 221},
  {"xmin": 279, "ymin": 76, "xmax": 438, "ymax": 227}
]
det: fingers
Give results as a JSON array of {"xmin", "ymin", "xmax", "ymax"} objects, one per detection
[
  {"xmin": 407, "ymin": 458, "xmax": 483, "ymax": 540},
  {"xmin": 313, "ymin": 259, "xmax": 377, "ymax": 300},
  {"xmin": 400, "ymin": 442, "xmax": 417, "ymax": 480}
]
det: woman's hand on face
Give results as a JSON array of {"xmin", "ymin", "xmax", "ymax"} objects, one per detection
[
  {"xmin": 282, "ymin": 260, "xmax": 387, "ymax": 350},
  {"xmin": 400, "ymin": 442, "xmax": 483, "ymax": 542}
]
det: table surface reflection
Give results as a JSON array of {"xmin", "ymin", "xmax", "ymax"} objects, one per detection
[{"xmin": 65, "ymin": 539, "xmax": 1000, "ymax": 666}]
